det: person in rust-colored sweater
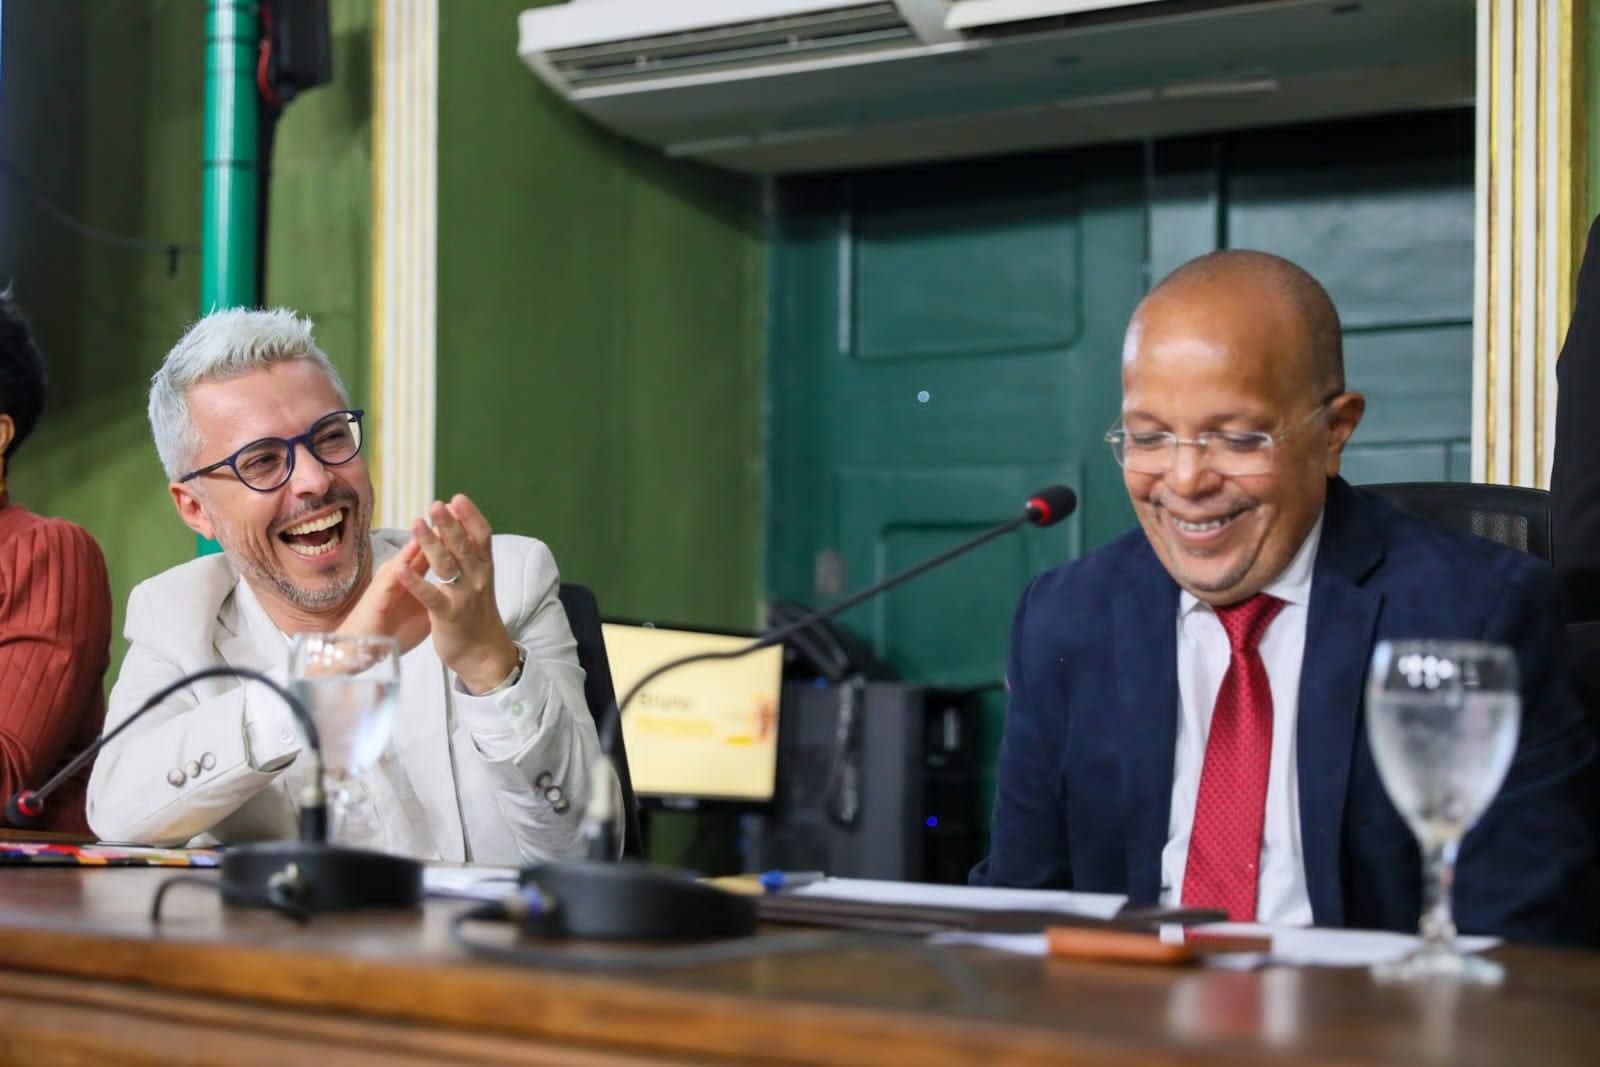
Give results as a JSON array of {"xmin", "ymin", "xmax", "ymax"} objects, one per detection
[{"xmin": 0, "ymin": 293, "xmax": 111, "ymax": 835}]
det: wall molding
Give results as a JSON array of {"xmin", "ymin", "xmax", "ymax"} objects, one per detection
[
  {"xmin": 1474, "ymin": 0, "xmax": 1586, "ymax": 487},
  {"xmin": 371, "ymin": 0, "xmax": 439, "ymax": 527}
]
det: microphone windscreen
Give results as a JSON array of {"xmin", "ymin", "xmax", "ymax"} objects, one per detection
[{"xmin": 1024, "ymin": 485, "xmax": 1078, "ymax": 527}]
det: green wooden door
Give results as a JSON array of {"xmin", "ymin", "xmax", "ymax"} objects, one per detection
[
  {"xmin": 767, "ymin": 146, "xmax": 1149, "ymax": 816},
  {"xmin": 768, "ymin": 111, "xmax": 1474, "ymax": 833}
]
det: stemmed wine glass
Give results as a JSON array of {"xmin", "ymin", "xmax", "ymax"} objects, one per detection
[
  {"xmin": 287, "ymin": 634, "xmax": 401, "ymax": 850},
  {"xmin": 1365, "ymin": 640, "xmax": 1520, "ymax": 984}
]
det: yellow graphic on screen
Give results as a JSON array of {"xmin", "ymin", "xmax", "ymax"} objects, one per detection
[{"xmin": 602, "ymin": 624, "xmax": 783, "ymax": 801}]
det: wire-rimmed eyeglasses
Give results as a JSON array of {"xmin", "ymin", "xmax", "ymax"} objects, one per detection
[
  {"xmin": 179, "ymin": 409, "xmax": 365, "ymax": 492},
  {"xmin": 1105, "ymin": 400, "xmax": 1334, "ymax": 477}
]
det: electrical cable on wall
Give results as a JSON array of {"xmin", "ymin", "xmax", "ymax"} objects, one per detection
[{"xmin": 0, "ymin": 156, "xmax": 199, "ymax": 276}]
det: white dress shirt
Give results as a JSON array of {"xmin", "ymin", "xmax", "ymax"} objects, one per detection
[{"xmin": 1159, "ymin": 515, "xmax": 1323, "ymax": 925}]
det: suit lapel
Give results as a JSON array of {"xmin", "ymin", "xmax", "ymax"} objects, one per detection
[
  {"xmin": 1296, "ymin": 479, "xmax": 1385, "ymax": 927},
  {"xmin": 217, "ymin": 578, "xmax": 288, "ymax": 677},
  {"xmin": 1114, "ymin": 545, "xmax": 1182, "ymax": 904}
]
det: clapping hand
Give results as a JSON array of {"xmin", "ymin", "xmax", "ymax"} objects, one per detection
[
  {"xmin": 393, "ymin": 494, "xmax": 520, "ymax": 695},
  {"xmin": 337, "ymin": 538, "xmax": 432, "ymax": 654}
]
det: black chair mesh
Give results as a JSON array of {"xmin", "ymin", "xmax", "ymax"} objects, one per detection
[{"xmin": 1361, "ymin": 482, "xmax": 1552, "ymax": 562}]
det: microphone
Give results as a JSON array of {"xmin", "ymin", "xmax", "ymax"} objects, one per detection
[
  {"xmin": 8, "ymin": 666, "xmax": 421, "ymax": 915},
  {"xmin": 518, "ymin": 485, "xmax": 1077, "ymax": 941},
  {"xmin": 7, "ymin": 667, "xmax": 325, "ymax": 834},
  {"xmin": 605, "ymin": 484, "xmax": 1077, "ymax": 749}
]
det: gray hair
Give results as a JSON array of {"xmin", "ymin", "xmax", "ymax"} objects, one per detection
[{"xmin": 149, "ymin": 307, "xmax": 348, "ymax": 480}]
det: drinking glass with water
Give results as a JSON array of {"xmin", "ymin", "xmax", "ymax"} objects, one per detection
[
  {"xmin": 288, "ymin": 634, "xmax": 401, "ymax": 850},
  {"xmin": 1365, "ymin": 639, "xmax": 1520, "ymax": 984}
]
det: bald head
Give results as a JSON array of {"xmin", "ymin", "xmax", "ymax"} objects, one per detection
[{"xmin": 1125, "ymin": 250, "xmax": 1344, "ymax": 399}]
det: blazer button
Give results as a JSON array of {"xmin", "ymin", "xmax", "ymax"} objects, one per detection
[
  {"xmin": 535, "ymin": 772, "xmax": 553, "ymax": 790},
  {"xmin": 167, "ymin": 769, "xmax": 186, "ymax": 787},
  {"xmin": 201, "ymin": 752, "xmax": 217, "ymax": 770},
  {"xmin": 184, "ymin": 760, "xmax": 202, "ymax": 778},
  {"xmin": 544, "ymin": 785, "xmax": 568, "ymax": 813}
]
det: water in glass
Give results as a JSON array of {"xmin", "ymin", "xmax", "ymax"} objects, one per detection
[
  {"xmin": 1365, "ymin": 640, "xmax": 1520, "ymax": 984},
  {"xmin": 288, "ymin": 634, "xmax": 401, "ymax": 850}
]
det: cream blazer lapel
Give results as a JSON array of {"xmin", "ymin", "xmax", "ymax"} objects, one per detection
[
  {"xmin": 216, "ymin": 576, "xmax": 285, "ymax": 681},
  {"xmin": 204, "ymin": 578, "xmax": 300, "ymax": 843}
]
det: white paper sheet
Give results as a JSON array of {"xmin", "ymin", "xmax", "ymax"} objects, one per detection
[
  {"xmin": 423, "ymin": 864, "xmax": 520, "ymax": 901},
  {"xmin": 1189, "ymin": 923, "xmax": 1500, "ymax": 969},
  {"xmin": 929, "ymin": 932, "xmax": 1054, "ymax": 956},
  {"xmin": 932, "ymin": 923, "xmax": 1501, "ymax": 968},
  {"xmin": 792, "ymin": 877, "xmax": 1127, "ymax": 919}
]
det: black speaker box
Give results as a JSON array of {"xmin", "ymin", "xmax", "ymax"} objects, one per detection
[{"xmin": 756, "ymin": 681, "xmax": 979, "ymax": 883}]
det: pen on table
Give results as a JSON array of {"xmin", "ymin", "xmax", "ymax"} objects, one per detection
[
  {"xmin": 1047, "ymin": 926, "xmax": 1273, "ymax": 965},
  {"xmin": 759, "ymin": 870, "xmax": 827, "ymax": 893}
]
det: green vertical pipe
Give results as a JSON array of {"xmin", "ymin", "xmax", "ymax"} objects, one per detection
[
  {"xmin": 197, "ymin": 0, "xmax": 260, "ymax": 554},
  {"xmin": 202, "ymin": 0, "xmax": 259, "ymax": 312}
]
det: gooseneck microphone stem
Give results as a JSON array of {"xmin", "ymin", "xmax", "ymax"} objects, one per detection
[
  {"xmin": 7, "ymin": 666, "xmax": 323, "ymax": 831},
  {"xmin": 10, "ymin": 661, "xmax": 424, "ymax": 916},
  {"xmin": 602, "ymin": 486, "xmax": 1076, "ymax": 755},
  {"xmin": 518, "ymin": 485, "xmax": 1073, "ymax": 943}
]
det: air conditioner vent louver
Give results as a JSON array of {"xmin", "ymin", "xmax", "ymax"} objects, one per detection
[
  {"xmin": 956, "ymin": 0, "xmax": 1268, "ymax": 40},
  {"xmin": 548, "ymin": 3, "xmax": 914, "ymax": 88}
]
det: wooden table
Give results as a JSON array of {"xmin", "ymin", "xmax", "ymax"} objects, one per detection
[{"xmin": 0, "ymin": 867, "xmax": 1596, "ymax": 1066}]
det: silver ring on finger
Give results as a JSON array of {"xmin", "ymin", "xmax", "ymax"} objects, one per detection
[{"xmin": 437, "ymin": 572, "xmax": 462, "ymax": 586}]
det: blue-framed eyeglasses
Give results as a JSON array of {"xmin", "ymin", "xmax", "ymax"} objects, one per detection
[{"xmin": 179, "ymin": 409, "xmax": 365, "ymax": 492}]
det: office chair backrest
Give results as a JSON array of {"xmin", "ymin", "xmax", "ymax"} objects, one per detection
[
  {"xmin": 1362, "ymin": 482, "xmax": 1553, "ymax": 562},
  {"xmin": 557, "ymin": 583, "xmax": 645, "ymax": 858},
  {"xmin": 1362, "ymin": 483, "xmax": 1600, "ymax": 745}
]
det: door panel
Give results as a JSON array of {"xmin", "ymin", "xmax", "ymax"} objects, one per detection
[
  {"xmin": 834, "ymin": 463, "xmax": 1084, "ymax": 684},
  {"xmin": 769, "ymin": 147, "xmax": 1147, "ymax": 819},
  {"xmin": 1340, "ymin": 325, "xmax": 1474, "ymax": 483},
  {"xmin": 1226, "ymin": 128, "xmax": 1474, "ymax": 330},
  {"xmin": 1219, "ymin": 111, "xmax": 1476, "ymax": 483},
  {"xmin": 850, "ymin": 172, "xmax": 1084, "ymax": 360}
]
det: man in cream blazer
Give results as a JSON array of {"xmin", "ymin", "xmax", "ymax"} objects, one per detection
[{"xmin": 86, "ymin": 309, "xmax": 603, "ymax": 865}]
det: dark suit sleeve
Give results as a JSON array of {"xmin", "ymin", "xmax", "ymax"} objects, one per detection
[
  {"xmin": 1552, "ymin": 215, "xmax": 1600, "ymax": 622},
  {"xmin": 970, "ymin": 578, "xmax": 1074, "ymax": 888},
  {"xmin": 1454, "ymin": 557, "xmax": 1600, "ymax": 946}
]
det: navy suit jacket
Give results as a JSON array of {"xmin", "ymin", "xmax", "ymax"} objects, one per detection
[{"xmin": 973, "ymin": 478, "xmax": 1600, "ymax": 945}]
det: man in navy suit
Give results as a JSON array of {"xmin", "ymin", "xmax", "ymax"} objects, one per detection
[{"xmin": 974, "ymin": 250, "xmax": 1598, "ymax": 945}]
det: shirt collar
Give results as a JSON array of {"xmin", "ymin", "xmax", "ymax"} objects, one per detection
[{"xmin": 1179, "ymin": 509, "xmax": 1324, "ymax": 618}]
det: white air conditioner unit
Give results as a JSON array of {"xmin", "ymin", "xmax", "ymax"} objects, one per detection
[{"xmin": 517, "ymin": 0, "xmax": 1474, "ymax": 175}]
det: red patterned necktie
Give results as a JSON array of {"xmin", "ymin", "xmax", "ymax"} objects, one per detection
[{"xmin": 1181, "ymin": 592, "xmax": 1285, "ymax": 922}]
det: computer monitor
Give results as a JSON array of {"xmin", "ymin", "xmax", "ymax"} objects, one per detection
[{"xmin": 600, "ymin": 623, "xmax": 783, "ymax": 803}]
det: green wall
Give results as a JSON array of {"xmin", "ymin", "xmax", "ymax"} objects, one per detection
[
  {"xmin": 263, "ymin": 0, "xmax": 374, "ymax": 411},
  {"xmin": 0, "ymin": 0, "xmax": 762, "ymax": 684},
  {"xmin": 0, "ymin": 0, "xmax": 374, "ymax": 675},
  {"xmin": 0, "ymin": 0, "xmax": 206, "ymax": 674},
  {"xmin": 435, "ymin": 0, "xmax": 765, "ymax": 632}
]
